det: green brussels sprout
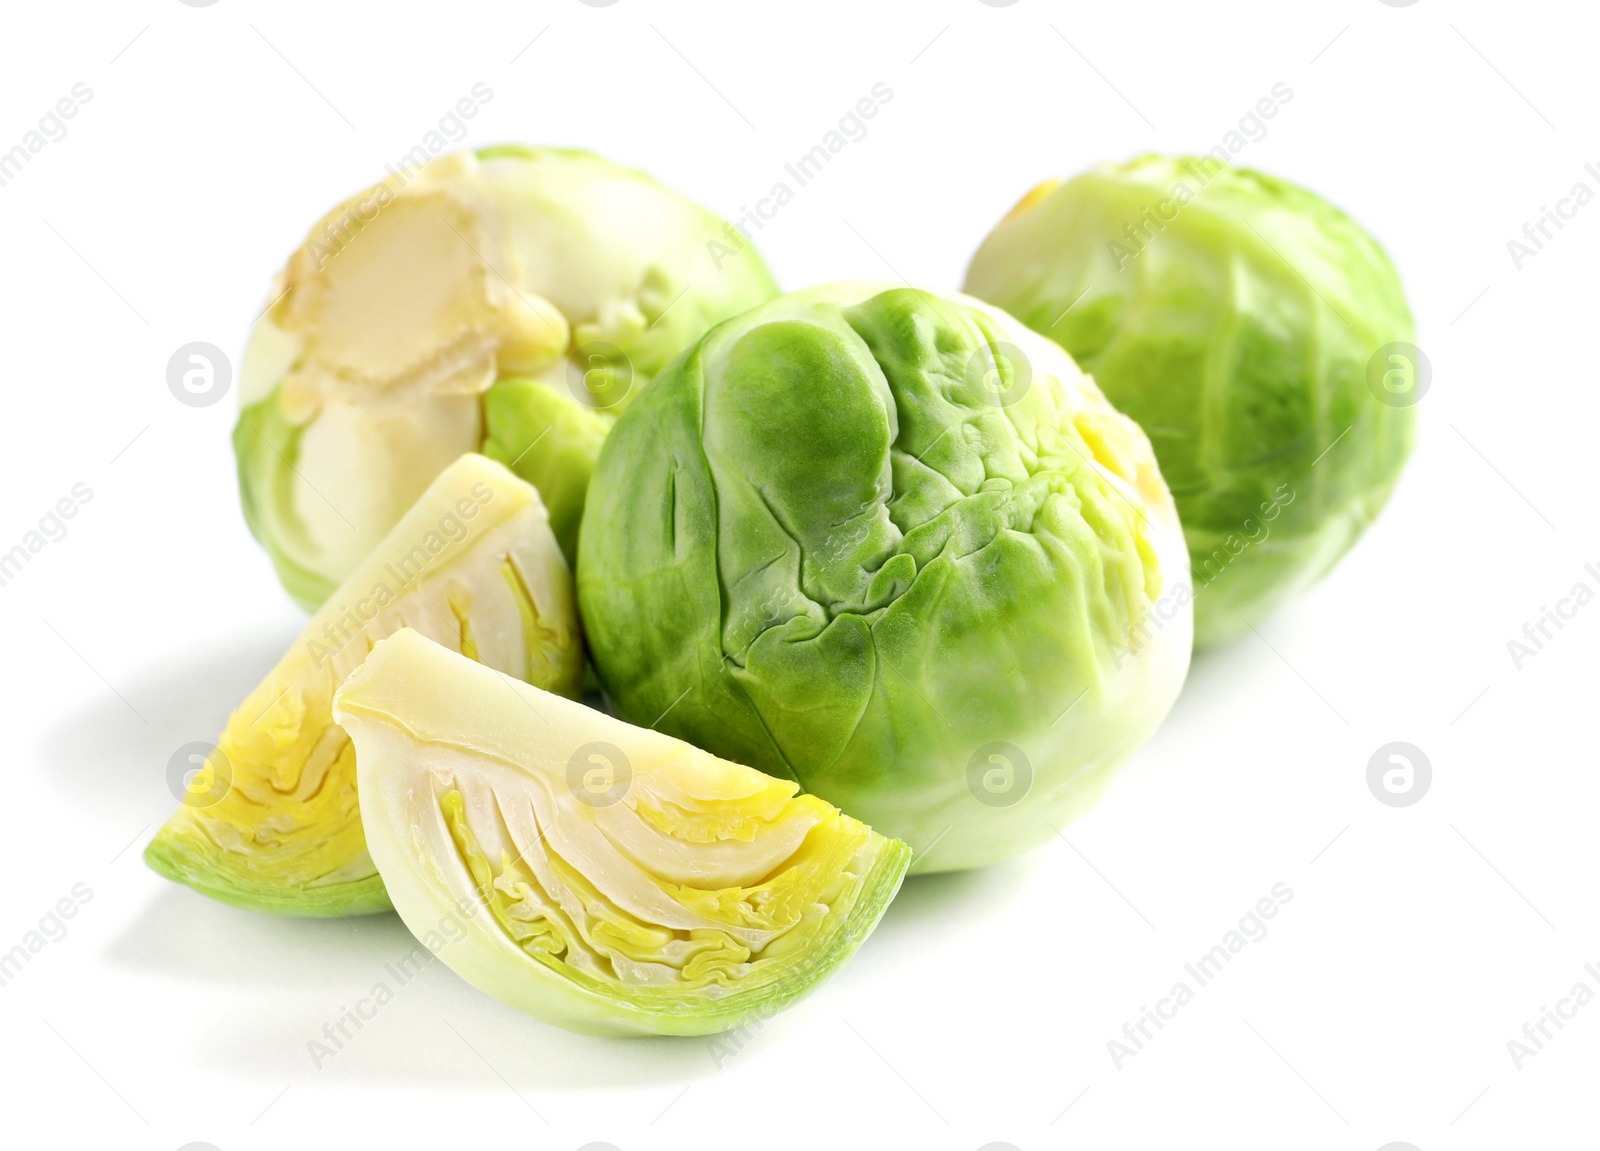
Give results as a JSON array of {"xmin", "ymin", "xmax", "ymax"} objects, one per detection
[
  {"xmin": 963, "ymin": 155, "xmax": 1417, "ymax": 646},
  {"xmin": 335, "ymin": 628, "xmax": 910, "ymax": 1036},
  {"xmin": 578, "ymin": 282, "xmax": 1192, "ymax": 874},
  {"xmin": 236, "ymin": 145, "xmax": 779, "ymax": 611}
]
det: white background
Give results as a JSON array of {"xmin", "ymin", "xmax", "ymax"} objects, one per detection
[{"xmin": 0, "ymin": 1, "xmax": 1593, "ymax": 1148}]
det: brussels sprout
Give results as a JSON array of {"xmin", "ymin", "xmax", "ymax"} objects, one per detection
[
  {"xmin": 333, "ymin": 628, "xmax": 910, "ymax": 1036},
  {"xmin": 963, "ymin": 155, "xmax": 1417, "ymax": 646},
  {"xmin": 237, "ymin": 146, "xmax": 779, "ymax": 611},
  {"xmin": 578, "ymin": 283, "xmax": 1191, "ymax": 874},
  {"xmin": 145, "ymin": 455, "xmax": 584, "ymax": 915}
]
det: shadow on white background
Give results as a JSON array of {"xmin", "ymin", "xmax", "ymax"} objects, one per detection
[
  {"xmin": 35, "ymin": 625, "xmax": 297, "ymax": 826},
  {"xmin": 37, "ymin": 621, "xmax": 1043, "ymax": 1093}
]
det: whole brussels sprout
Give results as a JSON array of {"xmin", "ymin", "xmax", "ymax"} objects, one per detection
[
  {"xmin": 236, "ymin": 146, "xmax": 779, "ymax": 611},
  {"xmin": 964, "ymin": 155, "xmax": 1417, "ymax": 646},
  {"xmin": 578, "ymin": 283, "xmax": 1192, "ymax": 873}
]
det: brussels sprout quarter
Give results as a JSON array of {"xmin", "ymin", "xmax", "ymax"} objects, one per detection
[
  {"xmin": 964, "ymin": 155, "xmax": 1416, "ymax": 645},
  {"xmin": 333, "ymin": 629, "xmax": 911, "ymax": 1037},
  {"xmin": 579, "ymin": 283, "xmax": 1192, "ymax": 874},
  {"xmin": 236, "ymin": 145, "xmax": 779, "ymax": 610},
  {"xmin": 145, "ymin": 455, "xmax": 584, "ymax": 915}
]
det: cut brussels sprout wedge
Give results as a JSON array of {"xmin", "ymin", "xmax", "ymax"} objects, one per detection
[
  {"xmin": 145, "ymin": 455, "xmax": 584, "ymax": 916},
  {"xmin": 333, "ymin": 629, "xmax": 912, "ymax": 1037}
]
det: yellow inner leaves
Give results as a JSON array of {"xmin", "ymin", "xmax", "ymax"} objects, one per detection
[{"xmin": 440, "ymin": 787, "xmax": 869, "ymax": 993}]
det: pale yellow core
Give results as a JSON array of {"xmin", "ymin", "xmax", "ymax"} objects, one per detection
[{"xmin": 269, "ymin": 157, "xmax": 570, "ymax": 424}]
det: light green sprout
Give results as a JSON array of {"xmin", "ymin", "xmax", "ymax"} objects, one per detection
[
  {"xmin": 964, "ymin": 155, "xmax": 1417, "ymax": 645},
  {"xmin": 578, "ymin": 282, "xmax": 1192, "ymax": 874},
  {"xmin": 235, "ymin": 145, "xmax": 778, "ymax": 610}
]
